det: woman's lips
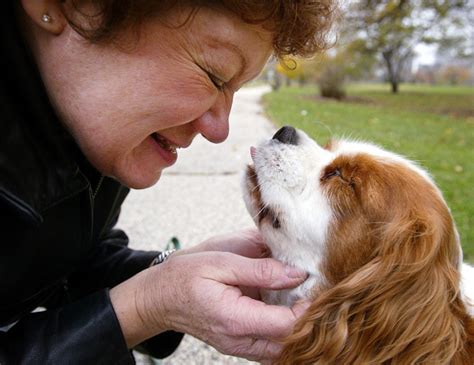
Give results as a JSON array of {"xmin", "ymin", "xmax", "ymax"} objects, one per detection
[{"xmin": 151, "ymin": 133, "xmax": 179, "ymax": 165}]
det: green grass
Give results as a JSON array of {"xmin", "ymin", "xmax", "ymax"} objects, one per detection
[{"xmin": 262, "ymin": 83, "xmax": 474, "ymax": 263}]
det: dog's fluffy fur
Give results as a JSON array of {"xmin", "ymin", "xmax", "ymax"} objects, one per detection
[{"xmin": 243, "ymin": 128, "xmax": 474, "ymax": 364}]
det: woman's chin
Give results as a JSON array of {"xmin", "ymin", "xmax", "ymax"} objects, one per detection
[
  {"xmin": 90, "ymin": 142, "xmax": 169, "ymax": 189},
  {"xmin": 112, "ymin": 167, "xmax": 163, "ymax": 189}
]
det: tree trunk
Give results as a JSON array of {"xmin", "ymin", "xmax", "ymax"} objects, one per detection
[
  {"xmin": 391, "ymin": 80, "xmax": 398, "ymax": 93},
  {"xmin": 382, "ymin": 50, "xmax": 399, "ymax": 94}
]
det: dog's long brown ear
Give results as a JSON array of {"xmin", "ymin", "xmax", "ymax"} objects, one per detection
[{"xmin": 278, "ymin": 211, "xmax": 474, "ymax": 364}]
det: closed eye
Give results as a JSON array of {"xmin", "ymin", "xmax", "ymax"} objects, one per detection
[
  {"xmin": 207, "ymin": 72, "xmax": 225, "ymax": 91},
  {"xmin": 197, "ymin": 63, "xmax": 226, "ymax": 91},
  {"xmin": 321, "ymin": 168, "xmax": 341, "ymax": 181},
  {"xmin": 321, "ymin": 168, "xmax": 356, "ymax": 190}
]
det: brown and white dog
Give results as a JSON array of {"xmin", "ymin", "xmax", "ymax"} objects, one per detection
[{"xmin": 243, "ymin": 126, "xmax": 473, "ymax": 364}]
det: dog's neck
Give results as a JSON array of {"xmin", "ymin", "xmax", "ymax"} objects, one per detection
[
  {"xmin": 262, "ymin": 234, "xmax": 325, "ymax": 306},
  {"xmin": 271, "ymin": 246, "xmax": 320, "ymax": 277}
]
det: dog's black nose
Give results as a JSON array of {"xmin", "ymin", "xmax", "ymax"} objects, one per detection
[{"xmin": 272, "ymin": 126, "xmax": 298, "ymax": 145}]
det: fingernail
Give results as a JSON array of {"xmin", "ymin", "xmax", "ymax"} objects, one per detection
[
  {"xmin": 299, "ymin": 301, "xmax": 311, "ymax": 311},
  {"xmin": 285, "ymin": 265, "xmax": 308, "ymax": 279},
  {"xmin": 293, "ymin": 300, "xmax": 312, "ymax": 317}
]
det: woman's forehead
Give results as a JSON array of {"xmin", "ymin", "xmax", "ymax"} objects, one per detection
[
  {"xmin": 156, "ymin": 7, "xmax": 273, "ymax": 79},
  {"xmin": 183, "ymin": 6, "xmax": 273, "ymax": 51}
]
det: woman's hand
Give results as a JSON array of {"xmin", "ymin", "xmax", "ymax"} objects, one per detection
[
  {"xmin": 173, "ymin": 228, "xmax": 270, "ymax": 259},
  {"xmin": 171, "ymin": 228, "xmax": 271, "ymax": 300},
  {"xmin": 145, "ymin": 252, "xmax": 308, "ymax": 363},
  {"xmin": 110, "ymin": 229, "xmax": 309, "ymax": 363}
]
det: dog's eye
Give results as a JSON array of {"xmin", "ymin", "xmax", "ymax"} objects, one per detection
[
  {"xmin": 322, "ymin": 167, "xmax": 357, "ymax": 191},
  {"xmin": 321, "ymin": 168, "xmax": 341, "ymax": 181}
]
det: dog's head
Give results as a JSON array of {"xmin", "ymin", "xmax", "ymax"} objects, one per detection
[{"xmin": 243, "ymin": 126, "xmax": 473, "ymax": 364}]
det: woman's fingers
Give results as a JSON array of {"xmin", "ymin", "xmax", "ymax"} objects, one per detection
[
  {"xmin": 225, "ymin": 228, "xmax": 269, "ymax": 258},
  {"xmin": 240, "ymin": 338, "xmax": 283, "ymax": 362},
  {"xmin": 211, "ymin": 253, "xmax": 308, "ymax": 290},
  {"xmin": 214, "ymin": 335, "xmax": 282, "ymax": 362},
  {"xmin": 196, "ymin": 228, "xmax": 270, "ymax": 258},
  {"xmin": 291, "ymin": 299, "xmax": 312, "ymax": 318},
  {"xmin": 239, "ymin": 285, "xmax": 261, "ymax": 299},
  {"xmin": 231, "ymin": 296, "xmax": 310, "ymax": 339}
]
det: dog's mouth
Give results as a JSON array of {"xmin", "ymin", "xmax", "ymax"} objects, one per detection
[{"xmin": 245, "ymin": 165, "xmax": 281, "ymax": 229}]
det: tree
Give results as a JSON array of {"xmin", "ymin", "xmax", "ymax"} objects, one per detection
[
  {"xmin": 434, "ymin": 2, "xmax": 474, "ymax": 62},
  {"xmin": 312, "ymin": 53, "xmax": 348, "ymax": 99},
  {"xmin": 439, "ymin": 65, "xmax": 472, "ymax": 85},
  {"xmin": 308, "ymin": 43, "xmax": 377, "ymax": 99},
  {"xmin": 293, "ymin": 39, "xmax": 377, "ymax": 100},
  {"xmin": 344, "ymin": 0, "xmax": 468, "ymax": 93}
]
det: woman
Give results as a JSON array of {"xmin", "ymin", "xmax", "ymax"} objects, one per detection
[{"xmin": 0, "ymin": 0, "xmax": 335, "ymax": 363}]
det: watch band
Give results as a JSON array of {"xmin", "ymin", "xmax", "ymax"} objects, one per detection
[{"xmin": 151, "ymin": 249, "xmax": 177, "ymax": 266}]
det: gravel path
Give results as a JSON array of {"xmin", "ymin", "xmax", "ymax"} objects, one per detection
[{"xmin": 117, "ymin": 85, "xmax": 276, "ymax": 364}]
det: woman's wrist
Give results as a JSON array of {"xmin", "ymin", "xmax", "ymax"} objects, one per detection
[{"xmin": 109, "ymin": 267, "xmax": 169, "ymax": 348}]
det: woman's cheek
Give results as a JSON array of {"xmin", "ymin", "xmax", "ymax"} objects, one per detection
[{"xmin": 159, "ymin": 84, "xmax": 217, "ymax": 123}]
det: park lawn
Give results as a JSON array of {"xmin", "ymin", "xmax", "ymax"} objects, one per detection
[{"xmin": 262, "ymin": 83, "xmax": 474, "ymax": 263}]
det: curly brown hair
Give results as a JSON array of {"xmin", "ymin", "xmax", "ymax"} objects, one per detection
[{"xmin": 64, "ymin": 0, "xmax": 338, "ymax": 57}]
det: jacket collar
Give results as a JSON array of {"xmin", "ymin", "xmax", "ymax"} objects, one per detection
[{"xmin": 0, "ymin": 3, "xmax": 89, "ymax": 225}]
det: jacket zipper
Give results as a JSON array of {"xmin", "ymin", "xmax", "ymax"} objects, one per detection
[
  {"xmin": 92, "ymin": 175, "xmax": 104, "ymax": 200},
  {"xmin": 87, "ymin": 174, "xmax": 104, "ymax": 245}
]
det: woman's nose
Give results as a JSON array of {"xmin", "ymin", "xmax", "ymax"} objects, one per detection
[{"xmin": 193, "ymin": 92, "xmax": 233, "ymax": 144}]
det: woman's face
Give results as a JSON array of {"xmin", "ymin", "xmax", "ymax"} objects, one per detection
[{"xmin": 33, "ymin": 7, "xmax": 273, "ymax": 188}]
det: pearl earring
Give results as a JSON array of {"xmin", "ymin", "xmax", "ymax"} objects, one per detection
[{"xmin": 41, "ymin": 14, "xmax": 52, "ymax": 23}]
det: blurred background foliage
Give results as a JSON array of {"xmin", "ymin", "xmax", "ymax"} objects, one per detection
[{"xmin": 270, "ymin": 0, "xmax": 473, "ymax": 97}]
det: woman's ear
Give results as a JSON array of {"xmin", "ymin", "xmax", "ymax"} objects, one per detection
[{"xmin": 20, "ymin": 0, "xmax": 67, "ymax": 35}]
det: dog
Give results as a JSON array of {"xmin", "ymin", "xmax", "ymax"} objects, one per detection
[{"xmin": 243, "ymin": 126, "xmax": 473, "ymax": 364}]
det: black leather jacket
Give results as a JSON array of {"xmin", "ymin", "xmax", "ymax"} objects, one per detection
[{"xmin": 0, "ymin": 3, "xmax": 183, "ymax": 363}]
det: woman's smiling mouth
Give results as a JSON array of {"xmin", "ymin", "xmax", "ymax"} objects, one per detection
[
  {"xmin": 151, "ymin": 133, "xmax": 180, "ymax": 165},
  {"xmin": 152, "ymin": 133, "xmax": 178, "ymax": 153}
]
